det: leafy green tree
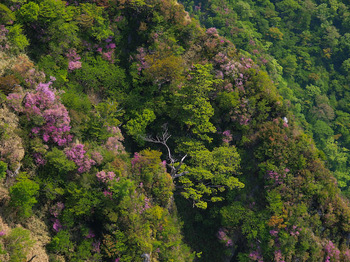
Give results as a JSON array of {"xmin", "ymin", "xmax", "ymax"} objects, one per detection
[
  {"xmin": 126, "ymin": 109, "xmax": 156, "ymax": 144},
  {"xmin": 179, "ymin": 145, "xmax": 243, "ymax": 208},
  {"xmin": 65, "ymin": 182, "xmax": 102, "ymax": 217},
  {"xmin": 143, "ymin": 51, "xmax": 185, "ymax": 86},
  {"xmin": 313, "ymin": 120, "xmax": 334, "ymax": 146},
  {"xmin": 47, "ymin": 230, "xmax": 73, "ymax": 255},
  {"xmin": 46, "ymin": 148, "xmax": 76, "ymax": 175},
  {"xmin": 7, "ymin": 24, "xmax": 29, "ymax": 50},
  {"xmin": 18, "ymin": 2, "xmax": 40, "ymax": 23},
  {"xmin": 76, "ymin": 3, "xmax": 113, "ymax": 41},
  {"xmin": 280, "ymin": 54, "xmax": 298, "ymax": 77},
  {"xmin": 38, "ymin": 0, "xmax": 71, "ymax": 21},
  {"xmin": 9, "ymin": 173, "xmax": 39, "ymax": 218},
  {"xmin": 172, "ymin": 64, "xmax": 220, "ymax": 142},
  {"xmin": 74, "ymin": 56, "xmax": 126, "ymax": 97}
]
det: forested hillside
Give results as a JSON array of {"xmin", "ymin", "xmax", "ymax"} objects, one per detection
[
  {"xmin": 181, "ymin": 0, "xmax": 350, "ymax": 198},
  {"xmin": 0, "ymin": 0, "xmax": 350, "ymax": 261}
]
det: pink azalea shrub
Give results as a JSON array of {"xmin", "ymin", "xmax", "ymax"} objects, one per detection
[
  {"xmin": 53, "ymin": 219, "xmax": 63, "ymax": 232},
  {"xmin": 67, "ymin": 49, "xmax": 82, "ymax": 71},
  {"xmin": 7, "ymin": 80, "xmax": 73, "ymax": 146},
  {"xmin": 217, "ymin": 228, "xmax": 233, "ymax": 247},
  {"xmin": 105, "ymin": 126, "xmax": 125, "ymax": 154},
  {"xmin": 64, "ymin": 144, "xmax": 96, "ymax": 173},
  {"xmin": 96, "ymin": 170, "xmax": 117, "ymax": 183},
  {"xmin": 135, "ymin": 47, "xmax": 149, "ymax": 74},
  {"xmin": 222, "ymin": 130, "xmax": 233, "ymax": 144},
  {"xmin": 324, "ymin": 241, "xmax": 340, "ymax": 262},
  {"xmin": 50, "ymin": 202, "xmax": 65, "ymax": 218},
  {"xmin": 249, "ymin": 249, "xmax": 264, "ymax": 262}
]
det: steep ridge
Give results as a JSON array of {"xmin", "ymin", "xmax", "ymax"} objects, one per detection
[{"xmin": 0, "ymin": 0, "xmax": 349, "ymax": 261}]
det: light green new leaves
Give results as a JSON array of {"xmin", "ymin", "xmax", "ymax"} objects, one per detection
[
  {"xmin": 18, "ymin": 2, "xmax": 39, "ymax": 22},
  {"xmin": 9, "ymin": 173, "xmax": 39, "ymax": 218},
  {"xmin": 174, "ymin": 64, "xmax": 221, "ymax": 142},
  {"xmin": 126, "ymin": 109, "xmax": 156, "ymax": 143},
  {"xmin": 179, "ymin": 145, "xmax": 244, "ymax": 208},
  {"xmin": 7, "ymin": 24, "xmax": 29, "ymax": 50}
]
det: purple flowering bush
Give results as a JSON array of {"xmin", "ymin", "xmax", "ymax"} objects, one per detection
[
  {"xmin": 64, "ymin": 144, "xmax": 95, "ymax": 173},
  {"xmin": 67, "ymin": 49, "xmax": 82, "ymax": 71},
  {"xmin": 7, "ymin": 80, "xmax": 73, "ymax": 146}
]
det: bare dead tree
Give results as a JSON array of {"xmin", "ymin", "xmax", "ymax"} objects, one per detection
[{"xmin": 143, "ymin": 124, "xmax": 188, "ymax": 180}]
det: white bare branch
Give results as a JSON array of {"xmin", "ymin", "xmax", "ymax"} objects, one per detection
[{"xmin": 143, "ymin": 124, "xmax": 187, "ymax": 179}]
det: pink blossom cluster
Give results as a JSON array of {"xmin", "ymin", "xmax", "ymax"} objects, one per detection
[
  {"xmin": 135, "ymin": 47, "xmax": 149, "ymax": 73},
  {"xmin": 85, "ymin": 229, "xmax": 95, "ymax": 239},
  {"xmin": 114, "ymin": 16, "xmax": 124, "ymax": 22},
  {"xmin": 269, "ymin": 229, "xmax": 278, "ymax": 237},
  {"xmin": 212, "ymin": 52, "xmax": 255, "ymax": 92},
  {"xmin": 231, "ymin": 100, "xmax": 251, "ymax": 126},
  {"xmin": 239, "ymin": 114, "xmax": 250, "ymax": 125},
  {"xmin": 216, "ymin": 70, "xmax": 224, "ymax": 79},
  {"xmin": 266, "ymin": 170, "xmax": 285, "ymax": 185},
  {"xmin": 91, "ymin": 151, "xmax": 103, "ymax": 165},
  {"xmin": 161, "ymin": 160, "xmax": 166, "ymax": 170},
  {"xmin": 94, "ymin": 37, "xmax": 116, "ymax": 62},
  {"xmin": 7, "ymin": 81, "xmax": 73, "ymax": 146},
  {"xmin": 206, "ymin": 27, "xmax": 219, "ymax": 36},
  {"xmin": 67, "ymin": 49, "xmax": 82, "ymax": 71},
  {"xmin": 10, "ymin": 4, "xmax": 21, "ymax": 11},
  {"xmin": 0, "ymin": 230, "xmax": 6, "ymax": 236},
  {"xmin": 260, "ymin": 57, "xmax": 268, "ymax": 64},
  {"xmin": 289, "ymin": 225, "xmax": 300, "ymax": 237},
  {"xmin": 53, "ymin": 219, "xmax": 63, "ymax": 232},
  {"xmin": 102, "ymin": 50, "xmax": 114, "ymax": 62},
  {"xmin": 131, "ymin": 152, "xmax": 142, "ymax": 168},
  {"xmin": 217, "ymin": 228, "xmax": 233, "ymax": 247},
  {"xmin": 343, "ymin": 249, "xmax": 350, "ymax": 262},
  {"xmin": 222, "ymin": 130, "xmax": 233, "ymax": 144},
  {"xmin": 139, "ymin": 197, "xmax": 151, "ymax": 214},
  {"xmin": 106, "ymin": 136, "xmax": 124, "ymax": 153},
  {"xmin": 249, "ymin": 249, "xmax": 263, "ymax": 262},
  {"xmin": 274, "ymin": 250, "xmax": 285, "ymax": 262},
  {"xmin": 50, "ymin": 202, "xmax": 65, "ymax": 218},
  {"xmin": 96, "ymin": 170, "xmax": 116, "ymax": 183},
  {"xmin": 152, "ymin": 32, "xmax": 159, "ymax": 39},
  {"xmin": 64, "ymin": 144, "xmax": 95, "ymax": 173},
  {"xmin": 103, "ymin": 190, "xmax": 113, "ymax": 198},
  {"xmin": 324, "ymin": 241, "xmax": 340, "ymax": 262},
  {"xmin": 105, "ymin": 126, "xmax": 125, "ymax": 154},
  {"xmin": 92, "ymin": 240, "xmax": 101, "ymax": 253},
  {"xmin": 68, "ymin": 61, "xmax": 82, "ymax": 71}
]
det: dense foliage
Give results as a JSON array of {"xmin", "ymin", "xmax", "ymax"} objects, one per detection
[
  {"xmin": 181, "ymin": 0, "xmax": 350, "ymax": 199},
  {"xmin": 0, "ymin": 0, "xmax": 350, "ymax": 261}
]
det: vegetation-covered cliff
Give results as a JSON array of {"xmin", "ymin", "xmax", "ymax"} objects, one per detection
[{"xmin": 0, "ymin": 0, "xmax": 350, "ymax": 261}]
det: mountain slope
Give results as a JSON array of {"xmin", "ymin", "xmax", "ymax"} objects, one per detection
[{"xmin": 0, "ymin": 0, "xmax": 350, "ymax": 261}]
